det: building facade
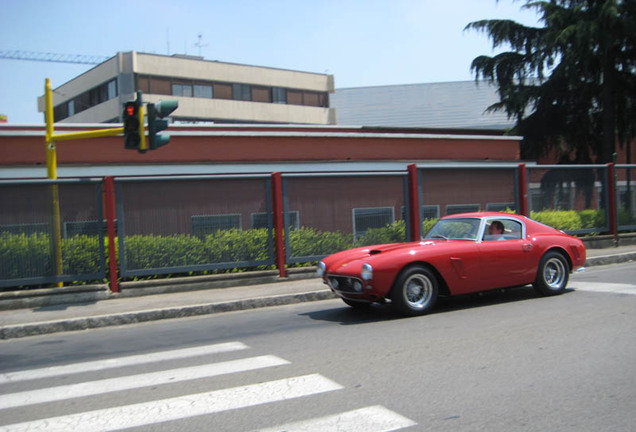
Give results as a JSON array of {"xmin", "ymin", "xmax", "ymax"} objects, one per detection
[{"xmin": 37, "ymin": 51, "xmax": 336, "ymax": 125}]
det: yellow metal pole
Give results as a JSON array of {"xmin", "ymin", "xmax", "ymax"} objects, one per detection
[
  {"xmin": 138, "ymin": 103, "xmax": 147, "ymax": 152},
  {"xmin": 53, "ymin": 127, "xmax": 124, "ymax": 141},
  {"xmin": 45, "ymin": 78, "xmax": 64, "ymax": 287},
  {"xmin": 45, "ymin": 78, "xmax": 56, "ymax": 179}
]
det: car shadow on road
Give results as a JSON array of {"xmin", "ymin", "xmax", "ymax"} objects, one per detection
[{"xmin": 301, "ymin": 285, "xmax": 574, "ymax": 325}]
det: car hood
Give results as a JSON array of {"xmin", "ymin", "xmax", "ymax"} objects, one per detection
[{"xmin": 324, "ymin": 240, "xmax": 463, "ymax": 274}]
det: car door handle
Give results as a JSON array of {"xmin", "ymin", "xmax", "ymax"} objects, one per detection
[{"xmin": 522, "ymin": 243, "xmax": 533, "ymax": 252}]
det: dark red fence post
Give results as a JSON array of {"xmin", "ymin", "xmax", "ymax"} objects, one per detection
[
  {"xmin": 103, "ymin": 176, "xmax": 119, "ymax": 293},
  {"xmin": 407, "ymin": 164, "xmax": 421, "ymax": 241},
  {"xmin": 272, "ymin": 172, "xmax": 287, "ymax": 278},
  {"xmin": 518, "ymin": 163, "xmax": 528, "ymax": 216},
  {"xmin": 607, "ymin": 163, "xmax": 618, "ymax": 240}
]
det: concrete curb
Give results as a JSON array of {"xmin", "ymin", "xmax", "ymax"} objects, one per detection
[
  {"xmin": 585, "ymin": 252, "xmax": 636, "ymax": 267},
  {"xmin": 0, "ymin": 290, "xmax": 337, "ymax": 340}
]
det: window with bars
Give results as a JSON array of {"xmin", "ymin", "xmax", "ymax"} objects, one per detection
[
  {"xmin": 446, "ymin": 204, "xmax": 479, "ymax": 215},
  {"xmin": 191, "ymin": 214, "xmax": 241, "ymax": 238},
  {"xmin": 353, "ymin": 207, "xmax": 394, "ymax": 239},
  {"xmin": 251, "ymin": 211, "xmax": 299, "ymax": 229}
]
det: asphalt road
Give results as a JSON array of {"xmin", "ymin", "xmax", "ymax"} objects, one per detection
[{"xmin": 1, "ymin": 262, "xmax": 635, "ymax": 431}]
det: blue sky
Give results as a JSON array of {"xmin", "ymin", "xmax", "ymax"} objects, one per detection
[{"xmin": 0, "ymin": 0, "xmax": 540, "ymax": 124}]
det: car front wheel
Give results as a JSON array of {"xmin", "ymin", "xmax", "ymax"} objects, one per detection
[
  {"xmin": 391, "ymin": 265, "xmax": 438, "ymax": 316},
  {"xmin": 534, "ymin": 251, "xmax": 570, "ymax": 296}
]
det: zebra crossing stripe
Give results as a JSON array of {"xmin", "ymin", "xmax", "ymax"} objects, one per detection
[
  {"xmin": 0, "ymin": 374, "xmax": 344, "ymax": 432},
  {"xmin": 0, "ymin": 355, "xmax": 289, "ymax": 409},
  {"xmin": 574, "ymin": 282, "xmax": 636, "ymax": 295},
  {"xmin": 0, "ymin": 341, "xmax": 248, "ymax": 384},
  {"xmin": 253, "ymin": 405, "xmax": 417, "ymax": 432}
]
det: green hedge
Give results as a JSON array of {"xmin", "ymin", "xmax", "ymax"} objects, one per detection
[
  {"xmin": 124, "ymin": 229, "xmax": 272, "ymax": 272},
  {"xmin": 0, "ymin": 233, "xmax": 101, "ymax": 281},
  {"xmin": 529, "ymin": 209, "xmax": 607, "ymax": 231}
]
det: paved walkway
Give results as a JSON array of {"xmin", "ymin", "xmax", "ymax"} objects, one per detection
[{"xmin": 1, "ymin": 246, "xmax": 635, "ymax": 340}]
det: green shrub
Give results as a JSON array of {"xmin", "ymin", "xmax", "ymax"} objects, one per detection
[
  {"xmin": 530, "ymin": 210, "xmax": 582, "ymax": 231},
  {"xmin": 578, "ymin": 209, "xmax": 606, "ymax": 229},
  {"xmin": 356, "ymin": 220, "xmax": 406, "ymax": 246},
  {"xmin": 288, "ymin": 227, "xmax": 353, "ymax": 257},
  {"xmin": 62, "ymin": 235, "xmax": 102, "ymax": 274},
  {"xmin": 0, "ymin": 233, "xmax": 103, "ymax": 281},
  {"xmin": 422, "ymin": 218, "xmax": 439, "ymax": 236},
  {"xmin": 0, "ymin": 233, "xmax": 50, "ymax": 280},
  {"xmin": 124, "ymin": 234, "xmax": 206, "ymax": 270},
  {"xmin": 202, "ymin": 228, "xmax": 270, "ymax": 263}
]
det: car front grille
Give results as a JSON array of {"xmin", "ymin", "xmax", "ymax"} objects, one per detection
[{"xmin": 327, "ymin": 276, "xmax": 364, "ymax": 293}]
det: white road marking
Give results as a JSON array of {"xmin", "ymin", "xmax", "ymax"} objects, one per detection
[
  {"xmin": 0, "ymin": 355, "xmax": 289, "ymax": 409},
  {"xmin": 0, "ymin": 341, "xmax": 248, "ymax": 384},
  {"xmin": 253, "ymin": 405, "xmax": 417, "ymax": 432},
  {"xmin": 573, "ymin": 282, "xmax": 636, "ymax": 295},
  {"xmin": 0, "ymin": 374, "xmax": 344, "ymax": 432}
]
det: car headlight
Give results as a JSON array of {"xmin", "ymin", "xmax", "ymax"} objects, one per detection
[
  {"xmin": 361, "ymin": 263, "xmax": 373, "ymax": 281},
  {"xmin": 317, "ymin": 261, "xmax": 326, "ymax": 277}
]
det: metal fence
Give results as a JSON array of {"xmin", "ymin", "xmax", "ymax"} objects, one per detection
[
  {"xmin": 526, "ymin": 165, "xmax": 611, "ymax": 235},
  {"xmin": 0, "ymin": 179, "xmax": 106, "ymax": 288},
  {"xmin": 1, "ymin": 163, "xmax": 635, "ymax": 290},
  {"xmin": 616, "ymin": 164, "xmax": 636, "ymax": 231},
  {"xmin": 282, "ymin": 172, "xmax": 409, "ymax": 265},
  {"xmin": 115, "ymin": 175, "xmax": 275, "ymax": 278},
  {"xmin": 418, "ymin": 164, "xmax": 520, "ymax": 220}
]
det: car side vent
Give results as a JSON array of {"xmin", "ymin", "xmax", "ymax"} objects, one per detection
[{"xmin": 369, "ymin": 250, "xmax": 382, "ymax": 255}]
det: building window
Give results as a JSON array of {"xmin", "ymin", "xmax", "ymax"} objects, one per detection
[
  {"xmin": 232, "ymin": 84, "xmax": 252, "ymax": 101},
  {"xmin": 63, "ymin": 220, "xmax": 102, "ymax": 238},
  {"xmin": 133, "ymin": 74, "xmax": 328, "ymax": 109},
  {"xmin": 194, "ymin": 84, "xmax": 213, "ymax": 98},
  {"xmin": 251, "ymin": 86, "xmax": 271, "ymax": 103},
  {"xmin": 446, "ymin": 204, "xmax": 480, "ymax": 215},
  {"xmin": 251, "ymin": 211, "xmax": 299, "ymax": 229},
  {"xmin": 173, "ymin": 83, "xmax": 193, "ymax": 97},
  {"xmin": 487, "ymin": 202, "xmax": 516, "ymax": 212},
  {"xmin": 272, "ymin": 87, "xmax": 287, "ymax": 104},
  {"xmin": 286, "ymin": 90, "xmax": 303, "ymax": 105},
  {"xmin": 422, "ymin": 205, "xmax": 440, "ymax": 220},
  {"xmin": 353, "ymin": 207, "xmax": 394, "ymax": 239},
  {"xmin": 214, "ymin": 83, "xmax": 233, "ymax": 99},
  {"xmin": 192, "ymin": 214, "xmax": 241, "ymax": 238},
  {"xmin": 67, "ymin": 100, "xmax": 75, "ymax": 116},
  {"xmin": 107, "ymin": 80, "xmax": 117, "ymax": 99}
]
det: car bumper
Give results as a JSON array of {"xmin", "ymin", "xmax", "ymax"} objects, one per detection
[{"xmin": 324, "ymin": 274, "xmax": 384, "ymax": 302}]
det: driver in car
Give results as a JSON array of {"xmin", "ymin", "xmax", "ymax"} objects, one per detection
[{"xmin": 485, "ymin": 220, "xmax": 505, "ymax": 240}]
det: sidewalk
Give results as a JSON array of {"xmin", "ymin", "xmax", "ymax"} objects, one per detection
[{"xmin": 1, "ymin": 246, "xmax": 635, "ymax": 340}]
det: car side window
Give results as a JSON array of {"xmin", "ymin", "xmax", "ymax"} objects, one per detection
[
  {"xmin": 502, "ymin": 220, "xmax": 522, "ymax": 240},
  {"xmin": 483, "ymin": 219, "xmax": 523, "ymax": 241}
]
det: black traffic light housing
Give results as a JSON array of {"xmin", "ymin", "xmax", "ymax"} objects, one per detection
[
  {"xmin": 148, "ymin": 100, "xmax": 178, "ymax": 150},
  {"xmin": 122, "ymin": 100, "xmax": 141, "ymax": 150}
]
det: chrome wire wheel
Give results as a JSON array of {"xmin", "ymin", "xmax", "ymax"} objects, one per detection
[
  {"xmin": 543, "ymin": 256, "xmax": 567, "ymax": 289},
  {"xmin": 534, "ymin": 251, "xmax": 570, "ymax": 296},
  {"xmin": 391, "ymin": 265, "xmax": 439, "ymax": 316},
  {"xmin": 405, "ymin": 274, "xmax": 434, "ymax": 308}
]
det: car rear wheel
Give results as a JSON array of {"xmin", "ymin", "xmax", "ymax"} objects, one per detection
[
  {"xmin": 534, "ymin": 251, "xmax": 570, "ymax": 296},
  {"xmin": 391, "ymin": 265, "xmax": 438, "ymax": 316}
]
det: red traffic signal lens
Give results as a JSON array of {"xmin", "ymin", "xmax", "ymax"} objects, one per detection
[{"xmin": 125, "ymin": 104, "xmax": 136, "ymax": 117}]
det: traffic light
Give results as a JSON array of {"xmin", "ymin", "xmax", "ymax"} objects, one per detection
[
  {"xmin": 148, "ymin": 100, "xmax": 178, "ymax": 150},
  {"xmin": 122, "ymin": 100, "xmax": 141, "ymax": 150}
]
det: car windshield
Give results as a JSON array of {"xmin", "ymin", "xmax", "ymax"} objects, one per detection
[{"xmin": 424, "ymin": 218, "xmax": 481, "ymax": 240}]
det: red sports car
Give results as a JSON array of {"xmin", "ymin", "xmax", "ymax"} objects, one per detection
[{"xmin": 317, "ymin": 212, "xmax": 586, "ymax": 316}]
